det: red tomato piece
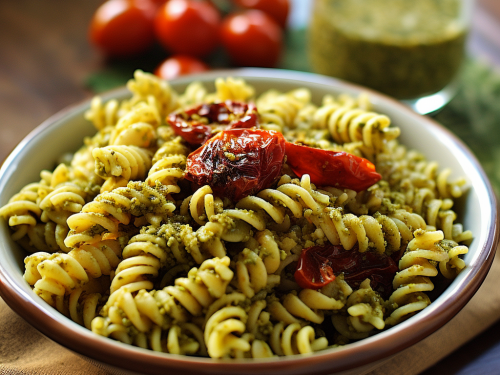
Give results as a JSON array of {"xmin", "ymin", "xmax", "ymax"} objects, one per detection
[
  {"xmin": 294, "ymin": 245, "xmax": 337, "ymax": 290},
  {"xmin": 220, "ymin": 10, "xmax": 282, "ymax": 68},
  {"xmin": 234, "ymin": 0, "xmax": 290, "ymax": 28},
  {"xmin": 89, "ymin": 0, "xmax": 156, "ymax": 57},
  {"xmin": 154, "ymin": 55, "xmax": 209, "ymax": 80},
  {"xmin": 185, "ymin": 128, "xmax": 286, "ymax": 201},
  {"xmin": 167, "ymin": 101, "xmax": 259, "ymax": 145},
  {"xmin": 285, "ymin": 142, "xmax": 381, "ymax": 192},
  {"xmin": 154, "ymin": 0, "xmax": 221, "ymax": 58},
  {"xmin": 295, "ymin": 244, "xmax": 399, "ymax": 297}
]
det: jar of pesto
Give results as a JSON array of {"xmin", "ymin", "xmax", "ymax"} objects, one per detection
[{"xmin": 309, "ymin": 0, "xmax": 474, "ymax": 113}]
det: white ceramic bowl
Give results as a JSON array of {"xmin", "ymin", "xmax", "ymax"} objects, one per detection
[{"xmin": 0, "ymin": 69, "xmax": 497, "ymax": 375}]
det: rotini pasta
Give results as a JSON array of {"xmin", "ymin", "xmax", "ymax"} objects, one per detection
[
  {"xmin": 1, "ymin": 73, "xmax": 471, "ymax": 360},
  {"xmin": 385, "ymin": 230, "xmax": 450, "ymax": 326},
  {"xmin": 24, "ymin": 239, "xmax": 121, "ymax": 305}
]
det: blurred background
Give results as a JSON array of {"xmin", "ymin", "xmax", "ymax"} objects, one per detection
[{"xmin": 1, "ymin": 0, "xmax": 500, "ymax": 373}]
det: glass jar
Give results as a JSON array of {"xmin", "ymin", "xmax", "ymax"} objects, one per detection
[{"xmin": 308, "ymin": 0, "xmax": 474, "ymax": 114}]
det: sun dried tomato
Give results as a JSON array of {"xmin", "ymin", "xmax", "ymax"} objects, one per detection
[
  {"xmin": 185, "ymin": 128, "xmax": 285, "ymax": 201},
  {"xmin": 167, "ymin": 100, "xmax": 259, "ymax": 146},
  {"xmin": 294, "ymin": 245, "xmax": 337, "ymax": 290},
  {"xmin": 294, "ymin": 244, "xmax": 399, "ymax": 297},
  {"xmin": 284, "ymin": 142, "xmax": 381, "ymax": 192}
]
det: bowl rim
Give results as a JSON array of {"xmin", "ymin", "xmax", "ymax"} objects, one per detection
[{"xmin": 0, "ymin": 68, "xmax": 498, "ymax": 375}]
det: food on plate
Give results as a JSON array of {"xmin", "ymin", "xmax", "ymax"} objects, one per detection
[{"xmin": 0, "ymin": 71, "xmax": 472, "ymax": 358}]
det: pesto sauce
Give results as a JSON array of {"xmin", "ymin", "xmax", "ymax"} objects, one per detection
[{"xmin": 309, "ymin": 0, "xmax": 467, "ymax": 99}]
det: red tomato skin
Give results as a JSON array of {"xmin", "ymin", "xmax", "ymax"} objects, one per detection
[
  {"xmin": 89, "ymin": 0, "xmax": 156, "ymax": 57},
  {"xmin": 294, "ymin": 246, "xmax": 337, "ymax": 290},
  {"xmin": 147, "ymin": 0, "xmax": 169, "ymax": 7},
  {"xmin": 220, "ymin": 10, "xmax": 282, "ymax": 68},
  {"xmin": 285, "ymin": 142, "xmax": 382, "ymax": 192},
  {"xmin": 154, "ymin": 55, "xmax": 209, "ymax": 80},
  {"xmin": 294, "ymin": 244, "xmax": 399, "ymax": 297},
  {"xmin": 167, "ymin": 101, "xmax": 258, "ymax": 145},
  {"xmin": 185, "ymin": 129, "xmax": 286, "ymax": 201},
  {"xmin": 154, "ymin": 0, "xmax": 221, "ymax": 58},
  {"xmin": 234, "ymin": 0, "xmax": 290, "ymax": 28}
]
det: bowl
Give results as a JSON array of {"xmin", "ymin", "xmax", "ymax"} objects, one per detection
[{"xmin": 0, "ymin": 69, "xmax": 498, "ymax": 375}]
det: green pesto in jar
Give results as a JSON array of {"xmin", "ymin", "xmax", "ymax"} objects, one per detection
[{"xmin": 309, "ymin": 0, "xmax": 467, "ymax": 99}]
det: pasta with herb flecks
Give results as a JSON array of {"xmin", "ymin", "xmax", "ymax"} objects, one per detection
[{"xmin": 0, "ymin": 70, "xmax": 471, "ymax": 358}]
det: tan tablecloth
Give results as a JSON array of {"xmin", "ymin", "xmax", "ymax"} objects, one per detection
[{"xmin": 1, "ymin": 245, "xmax": 499, "ymax": 375}]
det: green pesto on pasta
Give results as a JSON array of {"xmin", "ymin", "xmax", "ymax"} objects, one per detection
[{"xmin": 0, "ymin": 70, "xmax": 472, "ymax": 359}]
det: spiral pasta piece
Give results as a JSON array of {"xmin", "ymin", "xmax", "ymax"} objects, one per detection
[
  {"xmin": 39, "ymin": 183, "xmax": 89, "ymax": 225},
  {"xmin": 178, "ymin": 81, "xmax": 209, "ymax": 107},
  {"xmin": 163, "ymin": 256, "xmax": 233, "ymax": 317},
  {"xmin": 146, "ymin": 154, "xmax": 186, "ymax": 194},
  {"xmin": 269, "ymin": 322, "xmax": 328, "ymax": 356},
  {"xmin": 385, "ymin": 230, "xmax": 449, "ymax": 326},
  {"xmin": 181, "ymin": 185, "xmax": 224, "ymax": 226},
  {"xmin": 235, "ymin": 248, "xmax": 268, "ymax": 299},
  {"xmin": 153, "ymin": 132, "xmax": 190, "ymax": 163},
  {"xmin": 112, "ymin": 101, "xmax": 161, "ymax": 137},
  {"xmin": 212, "ymin": 77, "xmax": 255, "ymax": 102},
  {"xmin": 134, "ymin": 323, "xmax": 206, "ymax": 355},
  {"xmin": 126, "ymin": 70, "xmax": 179, "ymax": 118},
  {"xmin": 16, "ymin": 222, "xmax": 71, "ymax": 253},
  {"xmin": 307, "ymin": 207, "xmax": 422, "ymax": 254},
  {"xmin": 267, "ymin": 276, "xmax": 352, "ymax": 325},
  {"xmin": 313, "ymin": 102, "xmax": 400, "ymax": 155},
  {"xmin": 109, "ymin": 233, "xmax": 168, "ymax": 295},
  {"xmin": 93, "ymin": 145, "xmax": 153, "ymax": 182},
  {"xmin": 0, "ymin": 186, "xmax": 42, "ymax": 241},
  {"xmin": 55, "ymin": 289, "xmax": 102, "ymax": 330},
  {"xmin": 331, "ymin": 279, "xmax": 385, "ymax": 340},
  {"xmin": 439, "ymin": 240, "xmax": 469, "ymax": 279},
  {"xmin": 112, "ymin": 122, "xmax": 156, "ymax": 148},
  {"xmin": 205, "ymin": 305, "xmax": 251, "ymax": 358},
  {"xmin": 24, "ymin": 240, "xmax": 121, "ymax": 305},
  {"xmin": 70, "ymin": 143, "xmax": 106, "ymax": 184},
  {"xmin": 180, "ymin": 186, "xmax": 254, "ymax": 246},
  {"xmin": 85, "ymin": 96, "xmax": 120, "ymax": 131},
  {"xmin": 246, "ymin": 300, "xmax": 273, "ymax": 340},
  {"xmin": 235, "ymin": 175, "xmax": 330, "ymax": 233},
  {"xmin": 65, "ymin": 181, "xmax": 175, "ymax": 248},
  {"xmin": 256, "ymin": 88, "xmax": 311, "ymax": 131}
]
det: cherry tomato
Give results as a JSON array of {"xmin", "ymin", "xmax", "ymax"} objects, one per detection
[
  {"xmin": 154, "ymin": 55, "xmax": 209, "ymax": 80},
  {"xmin": 89, "ymin": 0, "xmax": 156, "ymax": 57},
  {"xmin": 284, "ymin": 142, "xmax": 381, "ymax": 192},
  {"xmin": 154, "ymin": 0, "xmax": 221, "ymax": 58},
  {"xmin": 294, "ymin": 244, "xmax": 399, "ymax": 297},
  {"xmin": 147, "ymin": 0, "xmax": 169, "ymax": 7},
  {"xmin": 220, "ymin": 10, "xmax": 282, "ymax": 68},
  {"xmin": 167, "ymin": 101, "xmax": 258, "ymax": 145},
  {"xmin": 234, "ymin": 0, "xmax": 290, "ymax": 28},
  {"xmin": 185, "ymin": 129, "xmax": 286, "ymax": 201}
]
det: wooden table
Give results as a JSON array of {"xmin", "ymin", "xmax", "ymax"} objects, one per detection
[{"xmin": 1, "ymin": 0, "xmax": 499, "ymax": 374}]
